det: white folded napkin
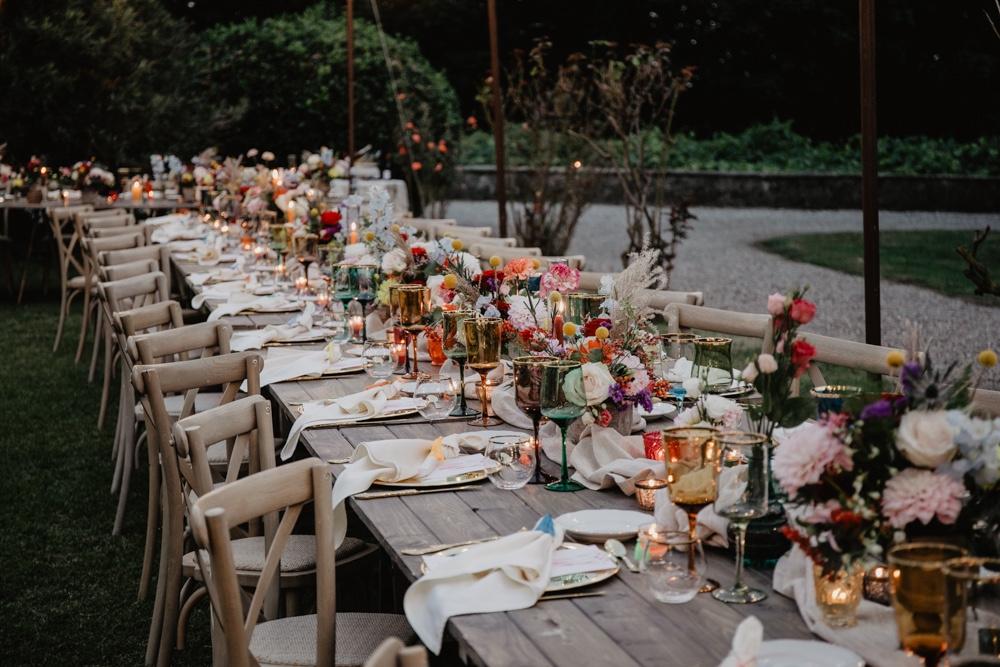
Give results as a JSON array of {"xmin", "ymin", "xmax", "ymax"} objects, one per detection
[
  {"xmin": 718, "ymin": 616, "xmax": 763, "ymax": 667},
  {"xmin": 568, "ymin": 427, "xmax": 665, "ymax": 493},
  {"xmin": 439, "ymin": 358, "xmax": 506, "ymax": 395},
  {"xmin": 404, "ymin": 516, "xmax": 562, "ymax": 654},
  {"xmin": 230, "ymin": 304, "xmax": 320, "ymax": 351},
  {"xmin": 143, "ymin": 213, "xmax": 189, "ymax": 227},
  {"xmin": 281, "ymin": 385, "xmax": 425, "ymax": 460},
  {"xmin": 669, "ymin": 357, "xmax": 740, "ymax": 385},
  {"xmin": 152, "ymin": 222, "xmax": 203, "ymax": 244},
  {"xmin": 206, "ymin": 293, "xmax": 300, "ymax": 322},
  {"xmin": 441, "ymin": 429, "xmax": 528, "ymax": 453},
  {"xmin": 651, "ymin": 464, "xmax": 746, "ymax": 548},
  {"xmin": 331, "ymin": 438, "xmax": 460, "ymax": 546},
  {"xmin": 189, "ymin": 268, "xmax": 244, "ymax": 286},
  {"xmin": 365, "ymin": 310, "xmax": 390, "ymax": 336},
  {"xmin": 248, "ymin": 345, "xmax": 362, "ymax": 389},
  {"xmin": 192, "ymin": 281, "xmax": 248, "ymax": 309}
]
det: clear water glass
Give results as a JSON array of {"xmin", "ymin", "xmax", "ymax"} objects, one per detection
[
  {"xmin": 638, "ymin": 526, "xmax": 706, "ymax": 604},
  {"xmin": 414, "ymin": 377, "xmax": 456, "ymax": 421},
  {"xmin": 485, "ymin": 435, "xmax": 535, "ymax": 490},
  {"xmin": 363, "ymin": 342, "xmax": 395, "ymax": 380}
]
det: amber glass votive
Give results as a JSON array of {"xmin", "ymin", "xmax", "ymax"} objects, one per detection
[{"xmin": 634, "ymin": 478, "xmax": 668, "ymax": 511}]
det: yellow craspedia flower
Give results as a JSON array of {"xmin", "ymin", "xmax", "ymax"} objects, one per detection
[
  {"xmin": 595, "ymin": 326, "xmax": 610, "ymax": 340},
  {"xmin": 531, "ymin": 258, "xmax": 541, "ymax": 270},
  {"xmin": 309, "ymin": 208, "xmax": 319, "ymax": 217},
  {"xmin": 562, "ymin": 322, "xmax": 578, "ymax": 338},
  {"xmin": 363, "ymin": 230, "xmax": 375, "ymax": 242},
  {"xmin": 886, "ymin": 350, "xmax": 906, "ymax": 369},
  {"xmin": 390, "ymin": 223, "xmax": 401, "ymax": 234},
  {"xmin": 442, "ymin": 274, "xmax": 458, "ymax": 290},
  {"xmin": 549, "ymin": 291, "xmax": 562, "ymax": 304},
  {"xmin": 489, "ymin": 255, "xmax": 502, "ymax": 268},
  {"xmin": 978, "ymin": 349, "xmax": 998, "ymax": 368},
  {"xmin": 451, "ymin": 239, "xmax": 464, "ymax": 251}
]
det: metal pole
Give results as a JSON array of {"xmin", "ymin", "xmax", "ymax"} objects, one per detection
[
  {"xmin": 487, "ymin": 0, "xmax": 508, "ymax": 237},
  {"xmin": 347, "ymin": 0, "xmax": 356, "ymax": 175},
  {"xmin": 859, "ymin": 0, "xmax": 880, "ymax": 345}
]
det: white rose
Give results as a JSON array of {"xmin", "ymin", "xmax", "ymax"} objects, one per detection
[
  {"xmin": 307, "ymin": 154, "xmax": 321, "ymax": 168},
  {"xmin": 704, "ymin": 394, "xmax": 739, "ymax": 422},
  {"xmin": 742, "ymin": 362, "xmax": 759, "ymax": 383},
  {"xmin": 682, "ymin": 377, "xmax": 703, "ymax": 399},
  {"xmin": 261, "ymin": 151, "xmax": 275, "ymax": 162},
  {"xmin": 897, "ymin": 410, "xmax": 958, "ymax": 468},
  {"xmin": 564, "ymin": 362, "xmax": 615, "ymax": 407},
  {"xmin": 757, "ymin": 353, "xmax": 778, "ymax": 374},
  {"xmin": 381, "ymin": 247, "xmax": 409, "ymax": 275}
]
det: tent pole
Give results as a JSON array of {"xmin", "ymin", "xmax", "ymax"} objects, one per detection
[
  {"xmin": 860, "ymin": 0, "xmax": 880, "ymax": 345},
  {"xmin": 487, "ymin": 0, "xmax": 508, "ymax": 237}
]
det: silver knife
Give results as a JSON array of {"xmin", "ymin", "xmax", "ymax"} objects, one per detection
[
  {"xmin": 400, "ymin": 534, "xmax": 501, "ymax": 556},
  {"xmin": 354, "ymin": 485, "xmax": 479, "ymax": 500}
]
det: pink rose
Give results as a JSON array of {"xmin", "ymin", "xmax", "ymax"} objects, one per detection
[
  {"xmin": 789, "ymin": 298, "xmax": 817, "ymax": 324},
  {"xmin": 767, "ymin": 292, "xmax": 786, "ymax": 316}
]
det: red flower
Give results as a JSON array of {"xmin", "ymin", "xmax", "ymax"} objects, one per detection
[
  {"xmin": 789, "ymin": 298, "xmax": 817, "ymax": 324},
  {"xmin": 411, "ymin": 246, "xmax": 427, "ymax": 260},
  {"xmin": 781, "ymin": 526, "xmax": 822, "ymax": 564},
  {"xmin": 790, "ymin": 339, "xmax": 817, "ymax": 377},
  {"xmin": 583, "ymin": 318, "xmax": 612, "ymax": 337},
  {"xmin": 597, "ymin": 410, "xmax": 612, "ymax": 427},
  {"xmin": 831, "ymin": 509, "xmax": 863, "ymax": 529},
  {"xmin": 239, "ymin": 185, "xmax": 250, "ymax": 194},
  {"xmin": 320, "ymin": 210, "xmax": 341, "ymax": 227}
]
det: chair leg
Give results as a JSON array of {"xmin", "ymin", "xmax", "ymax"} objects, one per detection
[
  {"xmin": 97, "ymin": 329, "xmax": 113, "ymax": 428},
  {"xmin": 138, "ymin": 429, "xmax": 159, "ymax": 602},
  {"xmin": 112, "ymin": 408, "xmax": 134, "ymax": 535},
  {"xmin": 53, "ymin": 283, "xmax": 70, "ymax": 353},
  {"xmin": 175, "ymin": 586, "xmax": 208, "ymax": 650},
  {"xmin": 76, "ymin": 279, "xmax": 92, "ymax": 363},
  {"xmin": 16, "ymin": 216, "xmax": 38, "ymax": 304},
  {"xmin": 146, "ymin": 485, "xmax": 169, "ymax": 667},
  {"xmin": 157, "ymin": 507, "xmax": 185, "ymax": 667},
  {"xmin": 88, "ymin": 308, "xmax": 102, "ymax": 382}
]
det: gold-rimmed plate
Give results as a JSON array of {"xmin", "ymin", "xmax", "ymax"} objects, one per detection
[
  {"xmin": 421, "ymin": 543, "xmax": 619, "ymax": 592},
  {"xmin": 243, "ymin": 303, "xmax": 303, "ymax": 314},
  {"xmin": 374, "ymin": 461, "xmax": 502, "ymax": 489},
  {"xmin": 293, "ymin": 403, "xmax": 423, "ymax": 420}
]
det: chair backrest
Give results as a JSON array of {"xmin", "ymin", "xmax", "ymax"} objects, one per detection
[
  {"xmin": 84, "ymin": 214, "xmax": 136, "ymax": 231},
  {"xmin": 470, "ymin": 244, "xmax": 543, "ymax": 261},
  {"xmin": 77, "ymin": 208, "xmax": 127, "ymax": 222},
  {"xmin": 404, "ymin": 217, "xmax": 455, "ymax": 237},
  {"xmin": 664, "ymin": 303, "xmax": 774, "ymax": 353},
  {"xmin": 90, "ymin": 225, "xmax": 141, "ymax": 238},
  {"xmin": 189, "ymin": 459, "xmax": 335, "ymax": 667},
  {"xmin": 49, "ymin": 205, "xmax": 94, "ymax": 227},
  {"xmin": 440, "ymin": 226, "xmax": 514, "ymax": 247},
  {"xmin": 99, "ymin": 258, "xmax": 159, "ymax": 282},
  {"xmin": 970, "ymin": 388, "xmax": 1000, "ymax": 418},
  {"xmin": 173, "ymin": 394, "xmax": 276, "ymax": 498},
  {"xmin": 48, "ymin": 205, "xmax": 96, "ymax": 280},
  {"xmin": 98, "ymin": 243, "xmax": 171, "ymax": 293},
  {"xmin": 798, "ymin": 332, "xmax": 902, "ymax": 387},
  {"xmin": 131, "ymin": 320, "xmax": 233, "ymax": 366},
  {"xmin": 363, "ymin": 638, "xmax": 428, "ymax": 667},
  {"xmin": 99, "ymin": 272, "xmax": 169, "ymax": 354},
  {"xmin": 116, "ymin": 301, "xmax": 186, "ymax": 354}
]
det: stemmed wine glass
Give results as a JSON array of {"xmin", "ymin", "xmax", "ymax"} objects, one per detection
[
  {"xmin": 387, "ymin": 284, "xmax": 409, "ymax": 376},
  {"xmin": 662, "ymin": 425, "xmax": 722, "ymax": 591},
  {"xmin": 396, "ymin": 285, "xmax": 431, "ymax": 381},
  {"xmin": 354, "ymin": 264, "xmax": 378, "ymax": 343},
  {"xmin": 333, "ymin": 264, "xmax": 358, "ymax": 341},
  {"xmin": 513, "ymin": 355, "xmax": 557, "ymax": 484},
  {"xmin": 539, "ymin": 360, "xmax": 585, "ymax": 492},
  {"xmin": 442, "ymin": 309, "xmax": 479, "ymax": 417},
  {"xmin": 463, "ymin": 317, "xmax": 504, "ymax": 427},
  {"xmin": 712, "ymin": 431, "xmax": 771, "ymax": 604}
]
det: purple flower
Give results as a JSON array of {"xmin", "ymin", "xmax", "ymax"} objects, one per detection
[
  {"xmin": 860, "ymin": 399, "xmax": 893, "ymax": 421},
  {"xmin": 635, "ymin": 388, "xmax": 654, "ymax": 413},
  {"xmin": 607, "ymin": 383, "xmax": 626, "ymax": 407},
  {"xmin": 901, "ymin": 361, "xmax": 923, "ymax": 395}
]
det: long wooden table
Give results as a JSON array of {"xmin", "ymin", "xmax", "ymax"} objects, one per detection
[{"xmin": 171, "ymin": 251, "xmax": 814, "ymax": 667}]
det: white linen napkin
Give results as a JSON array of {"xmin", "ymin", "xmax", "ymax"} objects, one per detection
[
  {"xmin": 651, "ymin": 464, "xmax": 746, "ymax": 548},
  {"xmin": 151, "ymin": 221, "xmax": 202, "ymax": 244},
  {"xmin": 441, "ymin": 429, "xmax": 529, "ymax": 453},
  {"xmin": 718, "ymin": 616, "xmax": 763, "ymax": 667},
  {"xmin": 331, "ymin": 438, "xmax": 460, "ymax": 546},
  {"xmin": 206, "ymin": 293, "xmax": 300, "ymax": 322},
  {"xmin": 230, "ymin": 304, "xmax": 321, "ymax": 351},
  {"xmin": 567, "ymin": 427, "xmax": 665, "ymax": 493},
  {"xmin": 143, "ymin": 213, "xmax": 189, "ymax": 227},
  {"xmin": 281, "ymin": 384, "xmax": 425, "ymax": 460},
  {"xmin": 189, "ymin": 268, "xmax": 244, "ymax": 286},
  {"xmin": 668, "ymin": 357, "xmax": 740, "ymax": 385},
  {"xmin": 248, "ymin": 345, "xmax": 362, "ymax": 389},
  {"xmin": 404, "ymin": 516, "xmax": 562, "ymax": 654}
]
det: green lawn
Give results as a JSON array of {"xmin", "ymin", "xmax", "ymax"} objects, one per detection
[
  {"xmin": 757, "ymin": 229, "xmax": 1000, "ymax": 304},
  {"xmin": 0, "ymin": 299, "xmax": 212, "ymax": 666}
]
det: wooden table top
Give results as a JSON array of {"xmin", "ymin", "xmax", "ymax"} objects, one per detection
[{"xmin": 171, "ymin": 253, "xmax": 815, "ymax": 667}]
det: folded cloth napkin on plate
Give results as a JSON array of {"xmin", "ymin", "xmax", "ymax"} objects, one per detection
[
  {"xmin": 331, "ymin": 437, "xmax": 461, "ymax": 546},
  {"xmin": 668, "ymin": 357, "xmax": 741, "ymax": 385},
  {"xmin": 189, "ymin": 268, "xmax": 244, "ymax": 286},
  {"xmin": 230, "ymin": 304, "xmax": 320, "ymax": 351},
  {"xmin": 567, "ymin": 426, "xmax": 665, "ymax": 493},
  {"xmin": 281, "ymin": 384, "xmax": 426, "ymax": 459},
  {"xmin": 404, "ymin": 515, "xmax": 562, "ymax": 654},
  {"xmin": 247, "ymin": 345, "xmax": 362, "ymax": 389},
  {"xmin": 441, "ymin": 429, "xmax": 528, "ymax": 453},
  {"xmin": 191, "ymin": 281, "xmax": 248, "ymax": 309},
  {"xmin": 207, "ymin": 293, "xmax": 300, "ymax": 322},
  {"xmin": 650, "ymin": 463, "xmax": 747, "ymax": 548},
  {"xmin": 773, "ymin": 547, "xmax": 922, "ymax": 667},
  {"xmin": 365, "ymin": 311, "xmax": 390, "ymax": 337},
  {"xmin": 152, "ymin": 222, "xmax": 203, "ymax": 244},
  {"xmin": 168, "ymin": 239, "xmax": 205, "ymax": 252},
  {"xmin": 142, "ymin": 213, "xmax": 189, "ymax": 227},
  {"xmin": 718, "ymin": 616, "xmax": 763, "ymax": 667}
]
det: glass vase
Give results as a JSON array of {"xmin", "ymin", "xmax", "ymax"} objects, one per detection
[{"xmin": 813, "ymin": 563, "xmax": 865, "ymax": 628}]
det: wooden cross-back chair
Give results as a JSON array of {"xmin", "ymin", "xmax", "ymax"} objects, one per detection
[
  {"xmin": 664, "ymin": 302, "xmax": 775, "ymax": 355},
  {"xmin": 364, "ymin": 638, "xmax": 428, "ymax": 667},
  {"xmin": 796, "ymin": 332, "xmax": 902, "ymax": 392},
  {"xmin": 577, "ymin": 271, "xmax": 705, "ymax": 306},
  {"xmin": 100, "ymin": 258, "xmax": 159, "ymax": 283},
  {"xmin": 133, "ymin": 352, "xmax": 263, "ymax": 667},
  {"xmin": 971, "ymin": 388, "xmax": 1000, "ymax": 418},
  {"xmin": 401, "ymin": 217, "xmax": 456, "ymax": 238},
  {"xmin": 190, "ymin": 459, "xmax": 413, "ymax": 667},
  {"xmin": 48, "ymin": 205, "xmax": 96, "ymax": 352}
]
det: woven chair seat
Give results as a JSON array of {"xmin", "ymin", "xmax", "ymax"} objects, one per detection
[
  {"xmin": 249, "ymin": 612, "xmax": 414, "ymax": 667},
  {"xmin": 182, "ymin": 536, "xmax": 367, "ymax": 574},
  {"xmin": 134, "ymin": 391, "xmax": 228, "ymax": 418}
]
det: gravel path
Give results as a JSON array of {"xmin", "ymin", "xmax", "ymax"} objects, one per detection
[{"xmin": 447, "ymin": 201, "xmax": 1000, "ymax": 382}]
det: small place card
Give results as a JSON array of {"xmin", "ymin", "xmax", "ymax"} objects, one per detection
[
  {"xmin": 549, "ymin": 545, "xmax": 617, "ymax": 578},
  {"xmin": 419, "ymin": 454, "xmax": 491, "ymax": 484}
]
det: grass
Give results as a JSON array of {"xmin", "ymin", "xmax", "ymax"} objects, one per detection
[
  {"xmin": 757, "ymin": 230, "xmax": 1000, "ymax": 305},
  {"xmin": 0, "ymin": 296, "xmax": 212, "ymax": 666}
]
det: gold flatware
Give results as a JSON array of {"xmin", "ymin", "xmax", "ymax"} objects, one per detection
[
  {"xmin": 538, "ymin": 591, "xmax": 607, "ymax": 602},
  {"xmin": 400, "ymin": 535, "xmax": 501, "ymax": 556},
  {"xmin": 326, "ymin": 457, "xmax": 352, "ymax": 465},
  {"xmin": 354, "ymin": 485, "xmax": 480, "ymax": 501}
]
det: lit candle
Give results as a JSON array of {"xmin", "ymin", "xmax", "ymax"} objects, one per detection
[
  {"xmin": 253, "ymin": 244, "xmax": 266, "ymax": 260},
  {"xmin": 316, "ymin": 289, "xmax": 331, "ymax": 310},
  {"xmin": 349, "ymin": 316, "xmax": 364, "ymax": 340},
  {"xmin": 241, "ymin": 237, "xmax": 253, "ymax": 252},
  {"xmin": 553, "ymin": 301, "xmax": 564, "ymax": 343},
  {"xmin": 285, "ymin": 202, "xmax": 296, "ymax": 223},
  {"xmin": 349, "ymin": 222, "xmax": 358, "ymax": 245},
  {"xmin": 130, "ymin": 179, "xmax": 142, "ymax": 202},
  {"xmin": 295, "ymin": 275, "xmax": 308, "ymax": 293},
  {"xmin": 392, "ymin": 341, "xmax": 407, "ymax": 365},
  {"xmin": 271, "ymin": 169, "xmax": 280, "ymax": 187},
  {"xmin": 275, "ymin": 263, "xmax": 287, "ymax": 282},
  {"xmin": 634, "ymin": 478, "xmax": 669, "ymax": 512},
  {"xmin": 220, "ymin": 224, "xmax": 229, "ymax": 235}
]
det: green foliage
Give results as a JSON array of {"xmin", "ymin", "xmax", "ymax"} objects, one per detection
[
  {"xmin": 200, "ymin": 2, "xmax": 460, "ymax": 163},
  {"xmin": 461, "ymin": 120, "xmax": 1000, "ymax": 176},
  {"xmin": 0, "ymin": 0, "xmax": 205, "ymax": 165}
]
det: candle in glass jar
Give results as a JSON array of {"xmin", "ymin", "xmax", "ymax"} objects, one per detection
[
  {"xmin": 275, "ymin": 263, "xmax": 287, "ymax": 281},
  {"xmin": 295, "ymin": 275, "xmax": 308, "ymax": 293},
  {"xmin": 642, "ymin": 431, "xmax": 664, "ymax": 461},
  {"xmin": 349, "ymin": 316, "xmax": 364, "ymax": 339},
  {"xmin": 220, "ymin": 223, "xmax": 229, "ymax": 235},
  {"xmin": 634, "ymin": 478, "xmax": 668, "ymax": 511},
  {"xmin": 392, "ymin": 341, "xmax": 407, "ymax": 365},
  {"xmin": 285, "ymin": 202, "xmax": 296, "ymax": 223},
  {"xmin": 253, "ymin": 244, "xmax": 266, "ymax": 260},
  {"xmin": 130, "ymin": 179, "xmax": 142, "ymax": 202},
  {"xmin": 315, "ymin": 289, "xmax": 331, "ymax": 310},
  {"xmin": 241, "ymin": 237, "xmax": 253, "ymax": 252},
  {"xmin": 552, "ymin": 301, "xmax": 565, "ymax": 343},
  {"xmin": 349, "ymin": 222, "xmax": 358, "ymax": 245}
]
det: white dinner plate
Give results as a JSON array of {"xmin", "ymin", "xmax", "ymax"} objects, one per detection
[
  {"xmin": 714, "ymin": 381, "xmax": 755, "ymax": 398},
  {"xmin": 246, "ymin": 302, "xmax": 303, "ymax": 314},
  {"xmin": 423, "ymin": 543, "xmax": 619, "ymax": 592},
  {"xmin": 555, "ymin": 509, "xmax": 654, "ymax": 543},
  {"xmin": 638, "ymin": 402, "xmax": 677, "ymax": 420},
  {"xmin": 756, "ymin": 640, "xmax": 863, "ymax": 667}
]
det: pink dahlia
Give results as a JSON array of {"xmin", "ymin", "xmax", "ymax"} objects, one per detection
[
  {"xmin": 881, "ymin": 469, "xmax": 965, "ymax": 528},
  {"xmin": 773, "ymin": 421, "xmax": 853, "ymax": 495},
  {"xmin": 539, "ymin": 263, "xmax": 580, "ymax": 298}
]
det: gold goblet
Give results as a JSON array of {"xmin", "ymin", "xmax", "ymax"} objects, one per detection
[
  {"xmin": 463, "ymin": 317, "xmax": 504, "ymax": 427},
  {"xmin": 442, "ymin": 309, "xmax": 480, "ymax": 418},
  {"xmin": 512, "ymin": 355, "xmax": 558, "ymax": 484},
  {"xmin": 396, "ymin": 285, "xmax": 431, "ymax": 381},
  {"xmin": 662, "ymin": 425, "xmax": 722, "ymax": 592},
  {"xmin": 566, "ymin": 292, "xmax": 607, "ymax": 324}
]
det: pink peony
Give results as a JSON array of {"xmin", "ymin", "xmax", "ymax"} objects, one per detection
[
  {"xmin": 881, "ymin": 469, "xmax": 965, "ymax": 528},
  {"xmin": 539, "ymin": 263, "xmax": 580, "ymax": 298},
  {"xmin": 773, "ymin": 421, "xmax": 853, "ymax": 495},
  {"xmin": 767, "ymin": 292, "xmax": 787, "ymax": 316}
]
